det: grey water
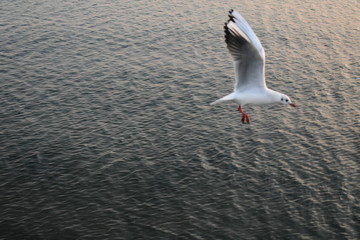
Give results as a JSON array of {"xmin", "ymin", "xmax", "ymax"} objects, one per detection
[{"xmin": 1, "ymin": 0, "xmax": 359, "ymax": 239}]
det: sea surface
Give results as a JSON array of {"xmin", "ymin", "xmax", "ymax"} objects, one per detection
[{"xmin": 1, "ymin": 0, "xmax": 359, "ymax": 239}]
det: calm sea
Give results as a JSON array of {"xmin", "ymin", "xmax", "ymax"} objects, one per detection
[{"xmin": 1, "ymin": 0, "xmax": 359, "ymax": 239}]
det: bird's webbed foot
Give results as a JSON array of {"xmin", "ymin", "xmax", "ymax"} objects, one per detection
[{"xmin": 238, "ymin": 105, "xmax": 250, "ymax": 124}]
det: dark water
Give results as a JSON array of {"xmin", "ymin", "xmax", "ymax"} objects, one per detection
[{"xmin": 1, "ymin": 0, "xmax": 359, "ymax": 239}]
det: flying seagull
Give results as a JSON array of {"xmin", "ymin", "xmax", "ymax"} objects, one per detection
[{"xmin": 211, "ymin": 10, "xmax": 296, "ymax": 123}]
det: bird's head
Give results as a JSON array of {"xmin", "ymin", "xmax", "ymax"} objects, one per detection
[{"xmin": 280, "ymin": 94, "xmax": 296, "ymax": 107}]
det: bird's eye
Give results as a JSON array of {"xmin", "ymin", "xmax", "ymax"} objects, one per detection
[{"xmin": 286, "ymin": 99, "xmax": 288, "ymax": 102}]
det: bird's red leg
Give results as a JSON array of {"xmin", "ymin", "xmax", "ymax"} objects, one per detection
[
  {"xmin": 241, "ymin": 113, "xmax": 245, "ymax": 123},
  {"xmin": 238, "ymin": 105, "xmax": 250, "ymax": 124},
  {"xmin": 245, "ymin": 114, "xmax": 250, "ymax": 123}
]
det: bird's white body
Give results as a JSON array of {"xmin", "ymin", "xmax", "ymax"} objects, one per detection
[
  {"xmin": 212, "ymin": 88, "xmax": 282, "ymax": 106},
  {"xmin": 211, "ymin": 10, "xmax": 295, "ymax": 122}
]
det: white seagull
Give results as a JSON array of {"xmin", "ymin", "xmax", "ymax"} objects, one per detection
[{"xmin": 211, "ymin": 10, "xmax": 296, "ymax": 123}]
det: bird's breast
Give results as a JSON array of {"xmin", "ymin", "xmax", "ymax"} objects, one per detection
[{"xmin": 235, "ymin": 89, "xmax": 275, "ymax": 105}]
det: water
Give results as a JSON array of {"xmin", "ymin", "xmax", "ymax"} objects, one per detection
[{"xmin": 1, "ymin": 0, "xmax": 359, "ymax": 239}]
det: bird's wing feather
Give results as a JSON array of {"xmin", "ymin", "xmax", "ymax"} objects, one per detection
[{"xmin": 225, "ymin": 10, "xmax": 266, "ymax": 91}]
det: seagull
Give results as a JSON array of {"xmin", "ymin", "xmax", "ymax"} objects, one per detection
[{"xmin": 211, "ymin": 10, "xmax": 296, "ymax": 124}]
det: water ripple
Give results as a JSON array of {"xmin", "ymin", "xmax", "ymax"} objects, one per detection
[{"xmin": 1, "ymin": 0, "xmax": 359, "ymax": 239}]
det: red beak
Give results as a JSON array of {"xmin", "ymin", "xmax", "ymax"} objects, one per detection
[{"xmin": 289, "ymin": 103, "xmax": 296, "ymax": 107}]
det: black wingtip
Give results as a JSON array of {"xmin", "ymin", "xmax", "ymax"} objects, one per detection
[
  {"xmin": 228, "ymin": 15, "xmax": 235, "ymax": 22},
  {"xmin": 228, "ymin": 9, "xmax": 235, "ymax": 22}
]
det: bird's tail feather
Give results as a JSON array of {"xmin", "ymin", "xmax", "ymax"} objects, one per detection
[{"xmin": 210, "ymin": 93, "xmax": 236, "ymax": 105}]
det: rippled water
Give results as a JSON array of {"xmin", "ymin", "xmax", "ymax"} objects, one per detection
[{"xmin": 1, "ymin": 0, "xmax": 359, "ymax": 239}]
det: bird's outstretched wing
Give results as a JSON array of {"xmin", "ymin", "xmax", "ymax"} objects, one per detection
[{"xmin": 225, "ymin": 10, "xmax": 266, "ymax": 91}]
